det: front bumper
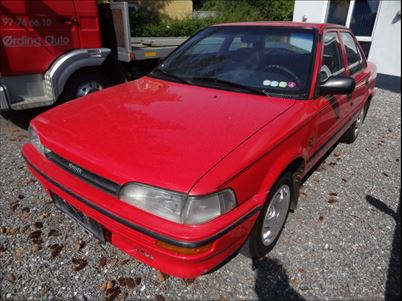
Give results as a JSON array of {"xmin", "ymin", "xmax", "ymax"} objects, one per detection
[{"xmin": 22, "ymin": 143, "xmax": 264, "ymax": 278}]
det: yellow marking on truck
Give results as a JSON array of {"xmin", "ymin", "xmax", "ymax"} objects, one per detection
[{"xmin": 144, "ymin": 51, "xmax": 157, "ymax": 57}]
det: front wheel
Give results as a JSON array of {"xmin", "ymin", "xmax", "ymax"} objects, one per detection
[
  {"xmin": 58, "ymin": 69, "xmax": 111, "ymax": 102},
  {"xmin": 241, "ymin": 172, "xmax": 295, "ymax": 258},
  {"xmin": 341, "ymin": 106, "xmax": 366, "ymax": 144}
]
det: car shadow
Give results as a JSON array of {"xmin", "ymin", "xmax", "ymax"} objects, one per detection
[
  {"xmin": 253, "ymin": 258, "xmax": 304, "ymax": 300},
  {"xmin": 206, "ymin": 252, "xmax": 304, "ymax": 300},
  {"xmin": 1, "ymin": 106, "xmax": 51, "ymax": 130},
  {"xmin": 366, "ymin": 194, "xmax": 401, "ymax": 301},
  {"xmin": 250, "ymin": 142, "xmax": 340, "ymax": 300}
]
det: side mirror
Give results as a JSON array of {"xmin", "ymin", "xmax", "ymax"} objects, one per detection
[{"xmin": 319, "ymin": 76, "xmax": 356, "ymax": 95}]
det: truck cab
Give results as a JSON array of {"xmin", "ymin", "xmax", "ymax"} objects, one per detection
[{"xmin": 0, "ymin": 0, "xmax": 184, "ymax": 111}]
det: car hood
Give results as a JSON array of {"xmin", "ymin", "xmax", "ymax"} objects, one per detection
[{"xmin": 32, "ymin": 77, "xmax": 295, "ymax": 193}]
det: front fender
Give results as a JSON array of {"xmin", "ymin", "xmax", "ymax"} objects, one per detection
[
  {"xmin": 255, "ymin": 150, "xmax": 306, "ymax": 210},
  {"xmin": 189, "ymin": 102, "xmax": 310, "ymax": 211},
  {"xmin": 45, "ymin": 48, "xmax": 111, "ymax": 100}
]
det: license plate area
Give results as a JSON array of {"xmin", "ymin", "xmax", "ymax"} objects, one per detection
[{"xmin": 51, "ymin": 192, "xmax": 105, "ymax": 243}]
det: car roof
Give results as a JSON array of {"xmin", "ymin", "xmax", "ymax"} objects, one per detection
[{"xmin": 212, "ymin": 21, "xmax": 348, "ymax": 32}]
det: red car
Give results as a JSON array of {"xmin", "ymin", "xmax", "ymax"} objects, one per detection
[{"xmin": 22, "ymin": 22, "xmax": 376, "ymax": 278}]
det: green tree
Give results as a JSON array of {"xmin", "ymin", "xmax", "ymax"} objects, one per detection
[
  {"xmin": 201, "ymin": 0, "xmax": 263, "ymax": 22},
  {"xmin": 202, "ymin": 0, "xmax": 294, "ymax": 21},
  {"xmin": 248, "ymin": 0, "xmax": 295, "ymax": 21},
  {"xmin": 132, "ymin": 0, "xmax": 295, "ymax": 37}
]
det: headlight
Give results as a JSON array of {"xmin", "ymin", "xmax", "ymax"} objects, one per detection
[
  {"xmin": 119, "ymin": 183, "xmax": 236, "ymax": 224},
  {"xmin": 119, "ymin": 183, "xmax": 186, "ymax": 223},
  {"xmin": 183, "ymin": 190, "xmax": 236, "ymax": 224},
  {"xmin": 28, "ymin": 126, "xmax": 49, "ymax": 155}
]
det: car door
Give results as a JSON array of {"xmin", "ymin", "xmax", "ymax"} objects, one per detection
[
  {"xmin": 339, "ymin": 31, "xmax": 370, "ymax": 114},
  {"xmin": 309, "ymin": 30, "xmax": 349, "ymax": 160},
  {"xmin": 73, "ymin": 0, "xmax": 102, "ymax": 49},
  {"xmin": 0, "ymin": 0, "xmax": 80, "ymax": 75}
]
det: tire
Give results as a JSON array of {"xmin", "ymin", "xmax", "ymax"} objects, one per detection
[
  {"xmin": 241, "ymin": 172, "xmax": 295, "ymax": 258},
  {"xmin": 341, "ymin": 105, "xmax": 366, "ymax": 144},
  {"xmin": 363, "ymin": 99, "xmax": 371, "ymax": 121},
  {"xmin": 58, "ymin": 68, "xmax": 111, "ymax": 103}
]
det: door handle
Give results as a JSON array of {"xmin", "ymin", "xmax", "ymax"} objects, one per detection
[
  {"xmin": 364, "ymin": 78, "xmax": 369, "ymax": 86},
  {"xmin": 62, "ymin": 18, "xmax": 79, "ymax": 26}
]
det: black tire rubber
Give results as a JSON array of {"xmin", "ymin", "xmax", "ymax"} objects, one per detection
[
  {"xmin": 241, "ymin": 172, "xmax": 295, "ymax": 258},
  {"xmin": 341, "ymin": 101, "xmax": 370, "ymax": 144},
  {"xmin": 363, "ymin": 99, "xmax": 371, "ymax": 121},
  {"xmin": 340, "ymin": 119, "xmax": 360, "ymax": 144},
  {"xmin": 58, "ymin": 68, "xmax": 111, "ymax": 103}
]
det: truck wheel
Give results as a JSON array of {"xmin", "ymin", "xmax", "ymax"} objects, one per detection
[
  {"xmin": 59, "ymin": 69, "xmax": 111, "ymax": 102},
  {"xmin": 241, "ymin": 172, "xmax": 294, "ymax": 258},
  {"xmin": 341, "ymin": 106, "xmax": 366, "ymax": 144}
]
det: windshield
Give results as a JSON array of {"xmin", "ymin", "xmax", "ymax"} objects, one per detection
[{"xmin": 150, "ymin": 26, "xmax": 316, "ymax": 98}]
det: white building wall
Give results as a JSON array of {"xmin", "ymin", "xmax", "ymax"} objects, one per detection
[
  {"xmin": 368, "ymin": 1, "xmax": 401, "ymax": 77},
  {"xmin": 292, "ymin": 0, "xmax": 401, "ymax": 78},
  {"xmin": 293, "ymin": 0, "xmax": 328, "ymax": 23}
]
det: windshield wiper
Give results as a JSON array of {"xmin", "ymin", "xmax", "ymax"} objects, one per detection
[
  {"xmin": 191, "ymin": 76, "xmax": 269, "ymax": 96},
  {"xmin": 150, "ymin": 69, "xmax": 192, "ymax": 85}
]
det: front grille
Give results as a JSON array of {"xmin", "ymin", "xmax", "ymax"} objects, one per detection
[{"xmin": 46, "ymin": 151, "xmax": 120, "ymax": 196}]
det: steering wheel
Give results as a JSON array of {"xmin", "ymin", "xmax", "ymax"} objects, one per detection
[{"xmin": 264, "ymin": 65, "xmax": 302, "ymax": 87}]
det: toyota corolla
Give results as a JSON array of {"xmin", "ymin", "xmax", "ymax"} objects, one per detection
[{"xmin": 22, "ymin": 22, "xmax": 376, "ymax": 278}]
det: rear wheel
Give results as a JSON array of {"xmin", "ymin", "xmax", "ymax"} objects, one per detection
[
  {"xmin": 341, "ymin": 106, "xmax": 366, "ymax": 144},
  {"xmin": 241, "ymin": 172, "xmax": 295, "ymax": 258},
  {"xmin": 58, "ymin": 69, "xmax": 111, "ymax": 102}
]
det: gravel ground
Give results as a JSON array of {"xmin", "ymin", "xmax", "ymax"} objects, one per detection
[{"xmin": 0, "ymin": 88, "xmax": 400, "ymax": 300}]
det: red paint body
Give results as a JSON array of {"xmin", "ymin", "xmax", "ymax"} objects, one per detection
[
  {"xmin": 0, "ymin": 0, "xmax": 101, "ymax": 76},
  {"xmin": 22, "ymin": 23, "xmax": 377, "ymax": 278}
]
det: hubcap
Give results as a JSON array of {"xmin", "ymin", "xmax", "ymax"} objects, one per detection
[
  {"xmin": 262, "ymin": 185, "xmax": 291, "ymax": 246},
  {"xmin": 354, "ymin": 108, "xmax": 365, "ymax": 137},
  {"xmin": 76, "ymin": 81, "xmax": 103, "ymax": 97}
]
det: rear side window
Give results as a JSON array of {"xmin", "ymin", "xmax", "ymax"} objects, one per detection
[
  {"xmin": 321, "ymin": 32, "xmax": 344, "ymax": 82},
  {"xmin": 340, "ymin": 32, "xmax": 363, "ymax": 75}
]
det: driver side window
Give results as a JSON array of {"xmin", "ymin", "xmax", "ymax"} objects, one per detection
[{"xmin": 321, "ymin": 32, "xmax": 345, "ymax": 82}]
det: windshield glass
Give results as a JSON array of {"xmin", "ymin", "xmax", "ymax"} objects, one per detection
[{"xmin": 151, "ymin": 26, "xmax": 316, "ymax": 98}]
